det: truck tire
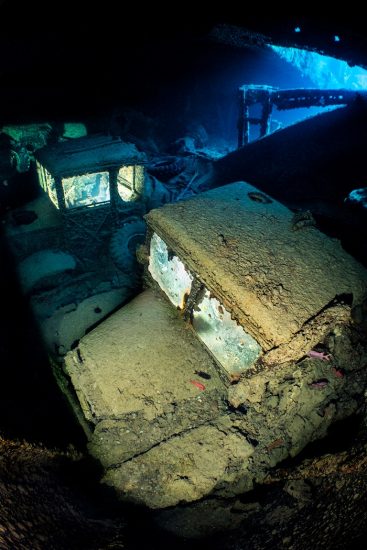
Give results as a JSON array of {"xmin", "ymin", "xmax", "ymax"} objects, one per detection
[
  {"xmin": 18, "ymin": 249, "xmax": 76, "ymax": 294},
  {"xmin": 147, "ymin": 157, "xmax": 186, "ymax": 182},
  {"xmin": 110, "ymin": 220, "xmax": 146, "ymax": 274}
]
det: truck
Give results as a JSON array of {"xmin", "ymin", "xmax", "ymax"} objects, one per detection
[
  {"xmin": 4, "ymin": 134, "xmax": 170, "ymax": 357},
  {"xmin": 61, "ymin": 181, "xmax": 367, "ymax": 534}
]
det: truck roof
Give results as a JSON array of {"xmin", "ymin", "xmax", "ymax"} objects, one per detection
[{"xmin": 35, "ymin": 134, "xmax": 146, "ymax": 177}]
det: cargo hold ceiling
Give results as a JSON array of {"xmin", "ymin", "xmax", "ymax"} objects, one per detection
[{"xmin": 0, "ymin": 6, "xmax": 367, "ymax": 121}]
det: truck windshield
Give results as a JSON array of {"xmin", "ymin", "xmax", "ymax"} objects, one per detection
[{"xmin": 62, "ymin": 171, "xmax": 110, "ymax": 208}]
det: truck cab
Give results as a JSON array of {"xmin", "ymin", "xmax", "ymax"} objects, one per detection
[{"xmin": 7, "ymin": 135, "xmax": 147, "ymax": 265}]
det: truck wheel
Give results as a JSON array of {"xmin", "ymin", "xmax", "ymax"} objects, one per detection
[
  {"xmin": 147, "ymin": 157, "xmax": 186, "ymax": 182},
  {"xmin": 18, "ymin": 249, "xmax": 77, "ymax": 294},
  {"xmin": 110, "ymin": 220, "xmax": 146, "ymax": 274}
]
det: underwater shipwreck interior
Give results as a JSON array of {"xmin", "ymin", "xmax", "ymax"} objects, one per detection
[{"xmin": 2, "ymin": 6, "xmax": 367, "ymax": 549}]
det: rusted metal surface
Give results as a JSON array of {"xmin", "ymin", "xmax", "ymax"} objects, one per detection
[{"xmin": 237, "ymin": 85, "xmax": 367, "ymax": 146}]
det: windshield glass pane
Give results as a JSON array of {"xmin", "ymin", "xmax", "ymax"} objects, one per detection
[{"xmin": 62, "ymin": 171, "xmax": 110, "ymax": 208}]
